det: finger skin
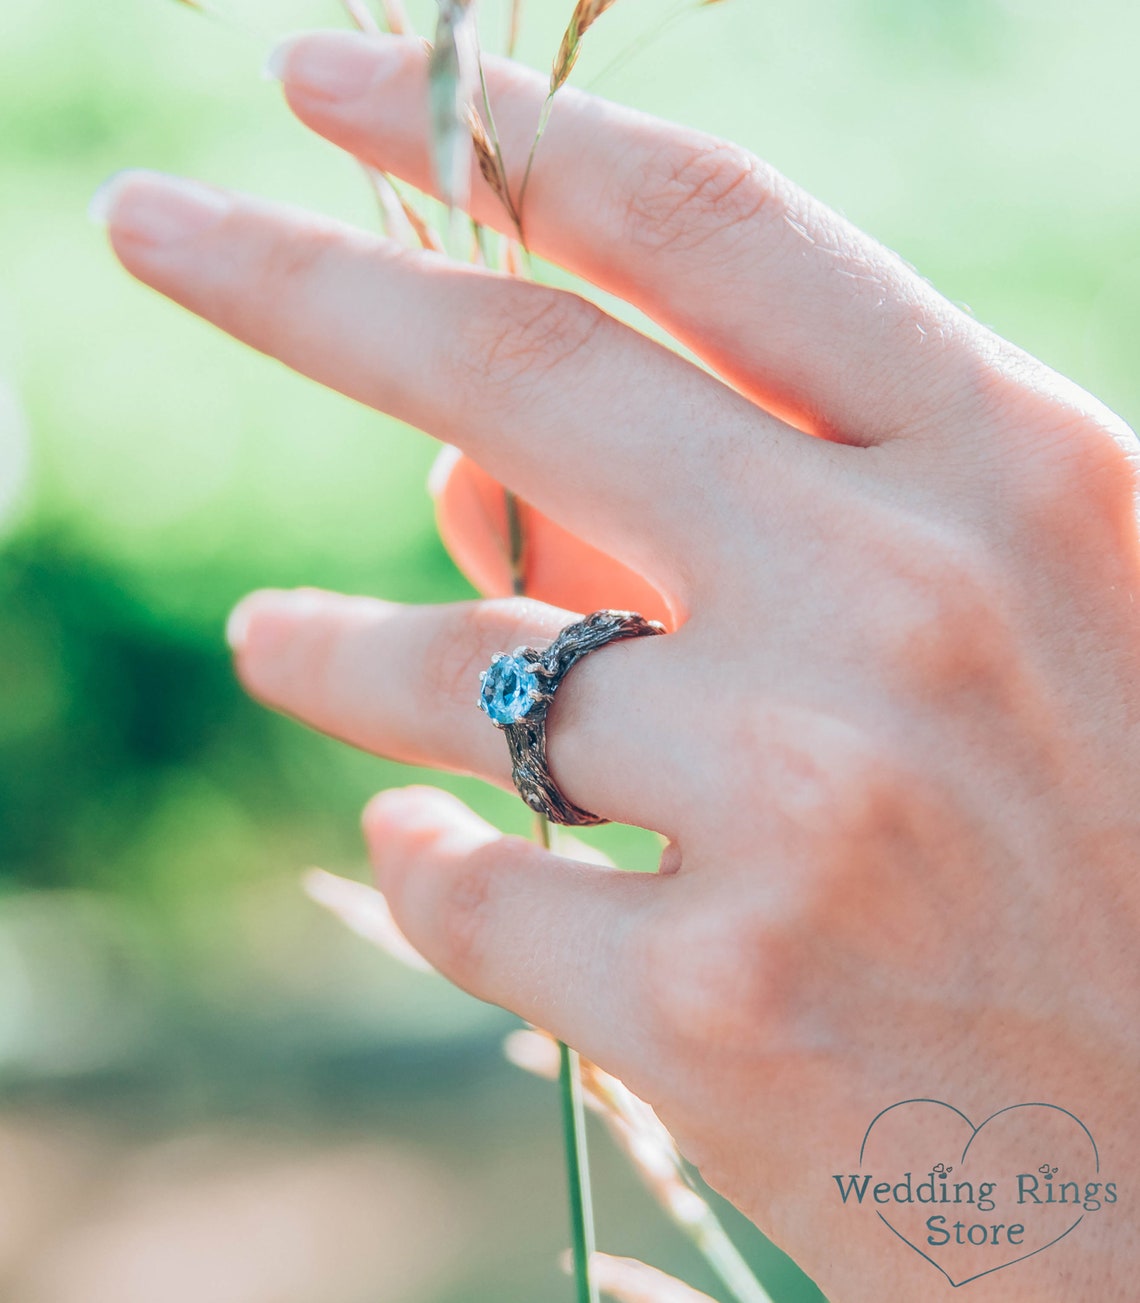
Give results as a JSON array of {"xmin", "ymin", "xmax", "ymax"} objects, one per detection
[
  {"xmin": 273, "ymin": 29, "xmax": 990, "ymax": 444},
  {"xmin": 362, "ymin": 785, "xmax": 662, "ymax": 1071},
  {"xmin": 226, "ymin": 587, "xmax": 689, "ymax": 834},
  {"xmin": 429, "ymin": 447, "xmax": 674, "ymax": 626},
  {"xmin": 100, "ymin": 171, "xmax": 765, "ymax": 595}
]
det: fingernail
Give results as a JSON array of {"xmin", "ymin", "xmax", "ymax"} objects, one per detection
[
  {"xmin": 426, "ymin": 444, "xmax": 461, "ymax": 499},
  {"xmin": 87, "ymin": 169, "xmax": 132, "ymax": 224},
  {"xmin": 265, "ymin": 31, "xmax": 393, "ymax": 102},
  {"xmin": 89, "ymin": 170, "xmax": 230, "ymax": 246},
  {"xmin": 262, "ymin": 36, "xmax": 293, "ymax": 83},
  {"xmin": 364, "ymin": 786, "xmax": 492, "ymax": 845},
  {"xmin": 365, "ymin": 787, "xmax": 451, "ymax": 834},
  {"xmin": 225, "ymin": 588, "xmax": 318, "ymax": 654},
  {"xmin": 224, "ymin": 590, "xmax": 283, "ymax": 653},
  {"xmin": 224, "ymin": 596, "xmax": 257, "ymax": 653}
]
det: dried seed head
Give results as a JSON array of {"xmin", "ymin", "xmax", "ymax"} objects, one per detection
[
  {"xmin": 504, "ymin": 238, "xmax": 525, "ymax": 277},
  {"xmin": 577, "ymin": 1059, "xmax": 714, "ymax": 1225},
  {"xmin": 503, "ymin": 1028, "xmax": 561, "ymax": 1079},
  {"xmin": 507, "ymin": 0, "xmax": 524, "ymax": 56},
  {"xmin": 551, "ymin": 0, "xmax": 619, "ymax": 92},
  {"xmin": 503, "ymin": 1030, "xmax": 613, "ymax": 1111},
  {"xmin": 587, "ymin": 1253, "xmax": 719, "ymax": 1303},
  {"xmin": 467, "ymin": 106, "xmax": 517, "ymax": 221},
  {"xmin": 378, "ymin": 0, "xmax": 413, "ymax": 33},
  {"xmin": 397, "ymin": 194, "xmax": 442, "ymax": 250},
  {"xmin": 363, "ymin": 168, "xmax": 442, "ymax": 251},
  {"xmin": 339, "ymin": 0, "xmax": 379, "ymax": 32},
  {"xmin": 302, "ymin": 868, "xmax": 433, "ymax": 972}
]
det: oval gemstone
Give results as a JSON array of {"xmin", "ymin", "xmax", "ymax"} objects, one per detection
[{"xmin": 479, "ymin": 653, "xmax": 540, "ymax": 725}]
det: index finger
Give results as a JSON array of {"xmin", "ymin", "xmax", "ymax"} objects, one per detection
[{"xmin": 95, "ymin": 171, "xmax": 786, "ymax": 596}]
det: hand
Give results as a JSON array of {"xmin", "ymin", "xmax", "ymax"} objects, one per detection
[{"xmin": 97, "ymin": 30, "xmax": 1140, "ymax": 1300}]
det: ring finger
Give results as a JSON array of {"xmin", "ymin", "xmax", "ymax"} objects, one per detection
[{"xmin": 226, "ymin": 586, "xmax": 692, "ymax": 835}]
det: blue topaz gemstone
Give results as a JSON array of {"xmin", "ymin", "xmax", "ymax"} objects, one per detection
[{"xmin": 479, "ymin": 652, "xmax": 541, "ymax": 725}]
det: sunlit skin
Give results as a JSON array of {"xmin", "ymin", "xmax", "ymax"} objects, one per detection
[
  {"xmin": 431, "ymin": 448, "xmax": 671, "ymax": 624},
  {"xmin": 95, "ymin": 29, "xmax": 1140, "ymax": 1300}
]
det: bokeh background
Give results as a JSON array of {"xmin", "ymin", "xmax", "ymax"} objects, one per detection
[{"xmin": 1, "ymin": 0, "xmax": 1137, "ymax": 1299}]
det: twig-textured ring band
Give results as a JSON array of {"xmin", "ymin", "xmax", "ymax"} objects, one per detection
[{"xmin": 477, "ymin": 609, "xmax": 666, "ymax": 826}]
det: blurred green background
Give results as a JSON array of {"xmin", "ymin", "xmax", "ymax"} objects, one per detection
[{"xmin": 0, "ymin": 0, "xmax": 1136, "ymax": 1298}]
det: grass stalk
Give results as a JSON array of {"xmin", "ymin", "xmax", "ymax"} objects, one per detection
[
  {"xmin": 514, "ymin": 92, "xmax": 553, "ymax": 239},
  {"xmin": 339, "ymin": 0, "xmax": 380, "ymax": 33},
  {"xmin": 164, "ymin": 3, "xmax": 743, "ymax": 1299},
  {"xmin": 513, "ymin": 477, "xmax": 595, "ymax": 1303},
  {"xmin": 583, "ymin": 0, "xmax": 690, "ymax": 91},
  {"xmin": 506, "ymin": 0, "xmax": 524, "ymax": 56},
  {"xmin": 377, "ymin": 0, "xmax": 413, "ymax": 34},
  {"xmin": 538, "ymin": 819, "xmax": 599, "ymax": 1303},
  {"xmin": 474, "ymin": 47, "xmax": 525, "ymax": 240},
  {"xmin": 689, "ymin": 1207, "xmax": 776, "ymax": 1303},
  {"xmin": 505, "ymin": 490, "xmax": 526, "ymax": 595},
  {"xmin": 560, "ymin": 1039, "xmax": 600, "ymax": 1303}
]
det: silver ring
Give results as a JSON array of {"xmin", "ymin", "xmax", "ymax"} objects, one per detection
[{"xmin": 477, "ymin": 609, "xmax": 666, "ymax": 826}]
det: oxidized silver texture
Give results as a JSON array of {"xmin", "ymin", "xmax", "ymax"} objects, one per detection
[{"xmin": 480, "ymin": 609, "xmax": 666, "ymax": 826}]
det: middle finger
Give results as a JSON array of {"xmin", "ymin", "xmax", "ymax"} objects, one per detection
[{"xmin": 274, "ymin": 30, "xmax": 985, "ymax": 446}]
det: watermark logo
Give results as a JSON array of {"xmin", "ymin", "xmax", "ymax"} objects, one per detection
[{"xmin": 832, "ymin": 1099, "xmax": 1117, "ymax": 1287}]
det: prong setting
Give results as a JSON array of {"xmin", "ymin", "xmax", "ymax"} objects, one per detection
[{"xmin": 476, "ymin": 610, "xmax": 666, "ymax": 825}]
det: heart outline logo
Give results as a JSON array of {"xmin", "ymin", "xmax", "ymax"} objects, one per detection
[{"xmin": 859, "ymin": 1099, "xmax": 1099, "ymax": 1288}]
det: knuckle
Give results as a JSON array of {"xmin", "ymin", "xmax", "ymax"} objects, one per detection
[
  {"xmin": 634, "ymin": 902, "xmax": 792, "ymax": 1050},
  {"xmin": 432, "ymin": 837, "xmax": 508, "ymax": 985},
  {"xmin": 789, "ymin": 727, "xmax": 903, "ymax": 855},
  {"xmin": 721, "ymin": 704, "xmax": 918, "ymax": 904},
  {"xmin": 621, "ymin": 135, "xmax": 777, "ymax": 256},
  {"xmin": 264, "ymin": 224, "xmax": 343, "ymax": 291},
  {"xmin": 220, "ymin": 222, "xmax": 404, "ymax": 352},
  {"xmin": 765, "ymin": 708, "xmax": 913, "ymax": 862},
  {"xmin": 977, "ymin": 368, "xmax": 1140, "ymax": 535},
  {"xmin": 452, "ymin": 284, "xmax": 606, "ymax": 397},
  {"xmin": 1016, "ymin": 410, "xmax": 1140, "ymax": 538},
  {"xmin": 236, "ymin": 225, "xmax": 346, "ymax": 337},
  {"xmin": 871, "ymin": 525, "xmax": 1016, "ymax": 697}
]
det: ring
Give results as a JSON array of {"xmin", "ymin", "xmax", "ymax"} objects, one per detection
[{"xmin": 477, "ymin": 609, "xmax": 666, "ymax": 826}]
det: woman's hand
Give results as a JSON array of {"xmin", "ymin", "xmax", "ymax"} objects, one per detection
[{"xmin": 97, "ymin": 31, "xmax": 1140, "ymax": 1300}]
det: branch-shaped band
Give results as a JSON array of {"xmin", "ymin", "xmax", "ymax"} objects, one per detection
[{"xmin": 478, "ymin": 609, "xmax": 666, "ymax": 826}]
